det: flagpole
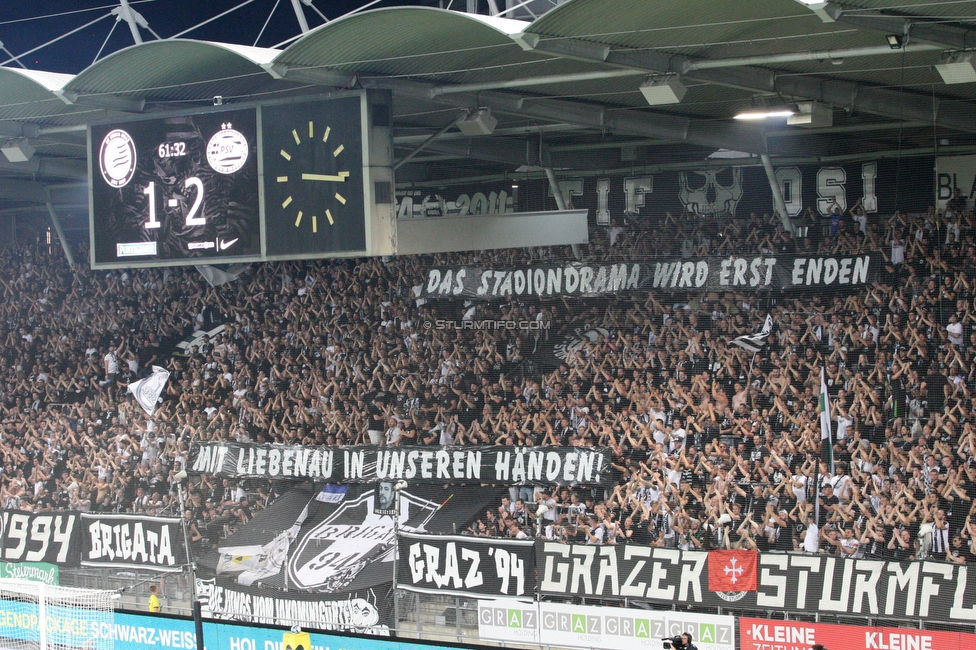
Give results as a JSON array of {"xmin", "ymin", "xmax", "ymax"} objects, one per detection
[{"xmin": 813, "ymin": 448, "xmax": 820, "ymax": 535}]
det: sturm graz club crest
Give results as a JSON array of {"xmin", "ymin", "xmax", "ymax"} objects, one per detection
[
  {"xmin": 288, "ymin": 488, "xmax": 440, "ymax": 592},
  {"xmin": 99, "ymin": 129, "xmax": 137, "ymax": 188},
  {"xmin": 535, "ymin": 325, "xmax": 610, "ymax": 371}
]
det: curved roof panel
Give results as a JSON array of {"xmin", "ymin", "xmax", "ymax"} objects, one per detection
[
  {"xmin": 275, "ymin": 7, "xmax": 558, "ymax": 82},
  {"xmin": 0, "ymin": 68, "xmax": 78, "ymax": 122},
  {"xmin": 63, "ymin": 40, "xmax": 283, "ymax": 102},
  {"xmin": 527, "ymin": 0, "xmax": 868, "ymax": 59},
  {"xmin": 2, "ymin": 68, "xmax": 72, "ymax": 93}
]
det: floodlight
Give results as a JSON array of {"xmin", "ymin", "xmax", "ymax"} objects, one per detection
[
  {"xmin": 1, "ymin": 139, "xmax": 34, "ymax": 163},
  {"xmin": 457, "ymin": 109, "xmax": 497, "ymax": 136},
  {"xmin": 639, "ymin": 75, "xmax": 687, "ymax": 105},
  {"xmin": 936, "ymin": 51, "xmax": 976, "ymax": 84},
  {"xmin": 733, "ymin": 110, "xmax": 795, "ymax": 120},
  {"xmin": 787, "ymin": 101, "xmax": 833, "ymax": 128}
]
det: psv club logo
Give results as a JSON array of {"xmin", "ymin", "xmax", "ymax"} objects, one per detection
[{"xmin": 207, "ymin": 123, "xmax": 249, "ymax": 174}]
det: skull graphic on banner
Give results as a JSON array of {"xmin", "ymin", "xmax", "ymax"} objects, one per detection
[
  {"xmin": 678, "ymin": 168, "xmax": 744, "ymax": 216},
  {"xmin": 287, "ymin": 489, "xmax": 441, "ymax": 592}
]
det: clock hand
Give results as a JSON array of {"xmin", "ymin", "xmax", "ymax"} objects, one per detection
[{"xmin": 301, "ymin": 173, "xmax": 349, "ymax": 182}]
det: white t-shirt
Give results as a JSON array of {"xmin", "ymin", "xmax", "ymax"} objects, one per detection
[
  {"xmin": 803, "ymin": 523, "xmax": 820, "ymax": 553},
  {"xmin": 891, "ymin": 239, "xmax": 905, "ymax": 265},
  {"xmin": 669, "ymin": 427, "xmax": 687, "ymax": 453},
  {"xmin": 836, "ymin": 415, "xmax": 853, "ymax": 441},
  {"xmin": 947, "ymin": 321, "xmax": 964, "ymax": 346},
  {"xmin": 791, "ymin": 475, "xmax": 808, "ymax": 502}
]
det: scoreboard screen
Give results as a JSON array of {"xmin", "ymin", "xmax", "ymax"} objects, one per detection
[{"xmin": 90, "ymin": 108, "xmax": 261, "ymax": 267}]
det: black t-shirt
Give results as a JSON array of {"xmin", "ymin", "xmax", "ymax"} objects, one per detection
[{"xmin": 627, "ymin": 521, "xmax": 652, "ymax": 546}]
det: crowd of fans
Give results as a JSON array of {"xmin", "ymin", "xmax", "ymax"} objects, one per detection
[{"xmin": 1, "ymin": 201, "xmax": 976, "ymax": 563}]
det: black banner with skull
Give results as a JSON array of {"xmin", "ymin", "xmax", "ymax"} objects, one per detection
[
  {"xmin": 396, "ymin": 159, "xmax": 932, "ymax": 224},
  {"xmin": 204, "ymin": 483, "xmax": 502, "ymax": 598},
  {"xmin": 421, "ymin": 253, "xmax": 882, "ymax": 299}
]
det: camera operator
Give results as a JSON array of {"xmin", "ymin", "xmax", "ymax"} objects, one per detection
[{"xmin": 665, "ymin": 632, "xmax": 698, "ymax": 650}]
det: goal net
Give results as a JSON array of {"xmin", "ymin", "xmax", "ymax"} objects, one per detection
[{"xmin": 0, "ymin": 579, "xmax": 116, "ymax": 650}]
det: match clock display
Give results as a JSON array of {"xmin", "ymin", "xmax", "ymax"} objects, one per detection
[
  {"xmin": 90, "ymin": 108, "xmax": 261, "ymax": 267},
  {"xmin": 262, "ymin": 96, "xmax": 367, "ymax": 257}
]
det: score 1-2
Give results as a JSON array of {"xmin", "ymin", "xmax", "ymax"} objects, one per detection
[{"xmin": 143, "ymin": 177, "xmax": 205, "ymax": 229}]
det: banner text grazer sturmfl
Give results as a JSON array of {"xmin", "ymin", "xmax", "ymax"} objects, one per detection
[
  {"xmin": 421, "ymin": 253, "xmax": 881, "ymax": 299},
  {"xmin": 396, "ymin": 532, "xmax": 536, "ymax": 599},
  {"xmin": 536, "ymin": 544, "xmax": 976, "ymax": 623},
  {"xmin": 190, "ymin": 443, "xmax": 613, "ymax": 486}
]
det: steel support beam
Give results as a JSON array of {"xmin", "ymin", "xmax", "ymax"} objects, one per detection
[
  {"xmin": 523, "ymin": 35, "xmax": 976, "ymax": 134},
  {"xmin": 0, "ymin": 156, "xmax": 87, "ymax": 180},
  {"xmin": 761, "ymin": 153, "xmax": 793, "ymax": 234},
  {"xmin": 394, "ymin": 115, "xmax": 465, "ymax": 170},
  {"xmin": 116, "ymin": 0, "xmax": 146, "ymax": 45},
  {"xmin": 683, "ymin": 43, "xmax": 938, "ymax": 71},
  {"xmin": 394, "ymin": 123, "xmax": 580, "ymax": 145},
  {"xmin": 430, "ymin": 69, "xmax": 643, "ymax": 96},
  {"xmin": 0, "ymin": 122, "xmax": 41, "ymax": 139},
  {"xmin": 45, "ymin": 199, "xmax": 75, "ymax": 269},
  {"xmin": 544, "ymin": 166, "xmax": 580, "ymax": 258},
  {"xmin": 55, "ymin": 90, "xmax": 145, "ymax": 113},
  {"xmin": 370, "ymin": 77, "xmax": 766, "ymax": 153},
  {"xmin": 0, "ymin": 180, "xmax": 50, "ymax": 203},
  {"xmin": 824, "ymin": 3, "xmax": 976, "ymax": 50},
  {"xmin": 418, "ymin": 136, "xmax": 548, "ymax": 167},
  {"xmin": 290, "ymin": 0, "xmax": 311, "ymax": 33}
]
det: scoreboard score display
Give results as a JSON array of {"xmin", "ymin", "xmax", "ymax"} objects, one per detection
[
  {"xmin": 90, "ymin": 108, "xmax": 261, "ymax": 266},
  {"xmin": 88, "ymin": 93, "xmax": 389, "ymax": 268}
]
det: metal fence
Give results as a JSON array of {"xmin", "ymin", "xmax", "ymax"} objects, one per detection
[
  {"xmin": 77, "ymin": 569, "xmax": 976, "ymax": 645},
  {"xmin": 61, "ymin": 565, "xmax": 195, "ymax": 616}
]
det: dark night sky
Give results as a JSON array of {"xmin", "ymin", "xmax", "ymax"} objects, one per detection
[{"xmin": 0, "ymin": 1, "xmax": 439, "ymax": 75}]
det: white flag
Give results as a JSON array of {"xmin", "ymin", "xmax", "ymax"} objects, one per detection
[
  {"xmin": 820, "ymin": 367, "xmax": 834, "ymax": 474},
  {"xmin": 196, "ymin": 264, "xmax": 245, "ymax": 288},
  {"xmin": 730, "ymin": 314, "xmax": 773, "ymax": 353},
  {"xmin": 127, "ymin": 366, "xmax": 170, "ymax": 416}
]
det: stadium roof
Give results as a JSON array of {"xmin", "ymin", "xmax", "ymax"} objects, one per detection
[{"xmin": 2, "ymin": 0, "xmax": 975, "ymax": 246}]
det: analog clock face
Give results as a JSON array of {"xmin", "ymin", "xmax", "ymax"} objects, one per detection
[{"xmin": 262, "ymin": 98, "xmax": 366, "ymax": 257}]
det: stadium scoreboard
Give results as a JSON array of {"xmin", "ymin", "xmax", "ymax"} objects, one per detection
[{"xmin": 88, "ymin": 92, "xmax": 393, "ymax": 268}]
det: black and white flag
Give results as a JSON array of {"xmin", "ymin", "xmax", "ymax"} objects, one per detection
[
  {"xmin": 128, "ymin": 365, "xmax": 170, "ymax": 415},
  {"xmin": 730, "ymin": 314, "xmax": 773, "ymax": 353}
]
